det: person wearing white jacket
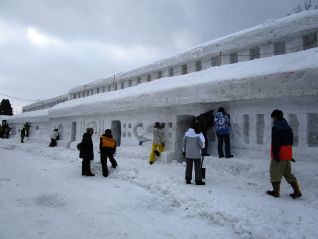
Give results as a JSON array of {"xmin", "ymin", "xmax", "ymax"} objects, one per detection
[
  {"xmin": 49, "ymin": 129, "xmax": 59, "ymax": 147},
  {"xmin": 182, "ymin": 123, "xmax": 206, "ymax": 185}
]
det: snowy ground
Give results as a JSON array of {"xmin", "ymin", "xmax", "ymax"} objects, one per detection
[{"xmin": 0, "ymin": 138, "xmax": 318, "ymax": 239}]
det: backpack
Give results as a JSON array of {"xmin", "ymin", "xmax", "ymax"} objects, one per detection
[
  {"xmin": 77, "ymin": 142, "xmax": 82, "ymax": 150},
  {"xmin": 101, "ymin": 136, "xmax": 116, "ymax": 148}
]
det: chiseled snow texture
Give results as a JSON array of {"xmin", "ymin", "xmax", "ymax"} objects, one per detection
[
  {"xmin": 1, "ymin": 138, "xmax": 317, "ymax": 239},
  {"xmin": 69, "ymin": 10, "xmax": 318, "ymax": 93},
  {"xmin": 49, "ymin": 48, "xmax": 318, "ymax": 118}
]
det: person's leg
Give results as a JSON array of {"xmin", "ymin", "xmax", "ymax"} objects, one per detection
[
  {"xmin": 217, "ymin": 134, "xmax": 224, "ymax": 158},
  {"xmin": 149, "ymin": 144, "xmax": 157, "ymax": 164},
  {"xmin": 194, "ymin": 159, "xmax": 203, "ymax": 183},
  {"xmin": 100, "ymin": 155, "xmax": 108, "ymax": 177},
  {"xmin": 108, "ymin": 153, "xmax": 118, "ymax": 168},
  {"xmin": 185, "ymin": 158, "xmax": 194, "ymax": 184},
  {"xmin": 267, "ymin": 160, "xmax": 283, "ymax": 197},
  {"xmin": 283, "ymin": 161, "xmax": 302, "ymax": 198},
  {"xmin": 224, "ymin": 134, "xmax": 233, "ymax": 158}
]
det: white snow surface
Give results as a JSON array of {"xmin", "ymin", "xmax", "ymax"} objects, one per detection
[
  {"xmin": 49, "ymin": 48, "xmax": 318, "ymax": 118},
  {"xmin": 1, "ymin": 138, "xmax": 317, "ymax": 239}
]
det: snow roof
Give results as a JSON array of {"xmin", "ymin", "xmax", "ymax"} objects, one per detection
[
  {"xmin": 50, "ymin": 48, "xmax": 318, "ymax": 118},
  {"xmin": 7, "ymin": 109, "xmax": 49, "ymax": 123},
  {"xmin": 69, "ymin": 10, "xmax": 318, "ymax": 93}
]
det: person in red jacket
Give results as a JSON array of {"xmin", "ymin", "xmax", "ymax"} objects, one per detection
[{"xmin": 267, "ymin": 109, "xmax": 302, "ymax": 199}]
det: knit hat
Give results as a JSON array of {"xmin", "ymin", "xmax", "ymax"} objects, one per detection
[{"xmin": 271, "ymin": 109, "xmax": 283, "ymax": 120}]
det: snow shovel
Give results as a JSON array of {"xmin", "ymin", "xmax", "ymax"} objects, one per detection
[{"xmin": 201, "ymin": 155, "xmax": 206, "ymax": 179}]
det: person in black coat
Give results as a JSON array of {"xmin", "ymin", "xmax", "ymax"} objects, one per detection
[
  {"xmin": 79, "ymin": 128, "xmax": 95, "ymax": 176},
  {"xmin": 20, "ymin": 128, "xmax": 26, "ymax": 143},
  {"xmin": 193, "ymin": 109, "xmax": 214, "ymax": 156},
  {"xmin": 99, "ymin": 129, "xmax": 117, "ymax": 177}
]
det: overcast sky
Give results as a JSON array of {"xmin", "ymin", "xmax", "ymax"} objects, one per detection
[{"xmin": 0, "ymin": 0, "xmax": 315, "ymax": 113}]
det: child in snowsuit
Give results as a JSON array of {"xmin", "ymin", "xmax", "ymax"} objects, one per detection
[
  {"xmin": 100, "ymin": 129, "xmax": 118, "ymax": 177},
  {"xmin": 149, "ymin": 122, "xmax": 165, "ymax": 164}
]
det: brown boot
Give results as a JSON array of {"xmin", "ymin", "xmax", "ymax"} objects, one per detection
[
  {"xmin": 290, "ymin": 181, "xmax": 302, "ymax": 199},
  {"xmin": 267, "ymin": 182, "xmax": 280, "ymax": 198}
]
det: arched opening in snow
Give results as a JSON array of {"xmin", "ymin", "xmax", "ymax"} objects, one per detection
[
  {"xmin": 256, "ymin": 114, "xmax": 265, "ymax": 145},
  {"xmin": 57, "ymin": 124, "xmax": 64, "ymax": 140},
  {"xmin": 288, "ymin": 114, "xmax": 299, "ymax": 146},
  {"xmin": 70, "ymin": 122, "xmax": 76, "ymax": 142},
  {"xmin": 111, "ymin": 120, "xmax": 122, "ymax": 147},
  {"xmin": 307, "ymin": 113, "xmax": 318, "ymax": 147},
  {"xmin": 243, "ymin": 114, "xmax": 250, "ymax": 144},
  {"xmin": 175, "ymin": 115, "xmax": 195, "ymax": 162}
]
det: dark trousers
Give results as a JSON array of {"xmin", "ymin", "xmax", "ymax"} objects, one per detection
[
  {"xmin": 216, "ymin": 133, "xmax": 231, "ymax": 157},
  {"xmin": 82, "ymin": 158, "xmax": 92, "ymax": 175},
  {"xmin": 49, "ymin": 139, "xmax": 57, "ymax": 147},
  {"xmin": 21, "ymin": 136, "xmax": 25, "ymax": 143},
  {"xmin": 185, "ymin": 158, "xmax": 202, "ymax": 182},
  {"xmin": 100, "ymin": 154, "xmax": 117, "ymax": 176}
]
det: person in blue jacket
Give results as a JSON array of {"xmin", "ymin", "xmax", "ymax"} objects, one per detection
[{"xmin": 214, "ymin": 107, "xmax": 233, "ymax": 158}]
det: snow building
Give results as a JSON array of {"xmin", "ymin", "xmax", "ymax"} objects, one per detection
[{"xmin": 6, "ymin": 10, "xmax": 318, "ymax": 161}]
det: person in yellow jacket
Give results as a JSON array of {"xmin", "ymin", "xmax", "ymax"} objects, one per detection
[
  {"xmin": 100, "ymin": 129, "xmax": 118, "ymax": 177},
  {"xmin": 149, "ymin": 122, "xmax": 165, "ymax": 164}
]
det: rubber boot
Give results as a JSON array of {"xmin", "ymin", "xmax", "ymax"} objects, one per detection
[
  {"xmin": 290, "ymin": 181, "xmax": 302, "ymax": 199},
  {"xmin": 267, "ymin": 182, "xmax": 280, "ymax": 198}
]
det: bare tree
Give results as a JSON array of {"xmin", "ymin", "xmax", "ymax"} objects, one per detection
[{"xmin": 304, "ymin": 0, "xmax": 312, "ymax": 10}]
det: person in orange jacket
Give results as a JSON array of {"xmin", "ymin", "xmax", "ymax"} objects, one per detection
[
  {"xmin": 100, "ymin": 129, "xmax": 118, "ymax": 177},
  {"xmin": 266, "ymin": 109, "xmax": 302, "ymax": 199}
]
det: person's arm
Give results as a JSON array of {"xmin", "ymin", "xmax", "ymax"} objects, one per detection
[
  {"xmin": 272, "ymin": 127, "xmax": 281, "ymax": 162},
  {"xmin": 199, "ymin": 133, "xmax": 205, "ymax": 149},
  {"xmin": 182, "ymin": 135, "xmax": 186, "ymax": 156}
]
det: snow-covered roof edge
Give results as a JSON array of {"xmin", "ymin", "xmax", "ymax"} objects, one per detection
[
  {"xmin": 7, "ymin": 109, "xmax": 49, "ymax": 123},
  {"xmin": 50, "ymin": 48, "xmax": 318, "ymax": 118}
]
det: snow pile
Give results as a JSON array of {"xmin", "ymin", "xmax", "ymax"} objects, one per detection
[
  {"xmin": 1, "ymin": 139, "xmax": 317, "ymax": 239},
  {"xmin": 50, "ymin": 48, "xmax": 318, "ymax": 118}
]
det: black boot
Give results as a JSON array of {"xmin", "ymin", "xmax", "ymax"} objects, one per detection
[
  {"xmin": 103, "ymin": 167, "xmax": 109, "ymax": 177},
  {"xmin": 267, "ymin": 182, "xmax": 280, "ymax": 198},
  {"xmin": 290, "ymin": 181, "xmax": 302, "ymax": 199},
  {"xmin": 196, "ymin": 181, "xmax": 206, "ymax": 185},
  {"xmin": 186, "ymin": 179, "xmax": 191, "ymax": 184}
]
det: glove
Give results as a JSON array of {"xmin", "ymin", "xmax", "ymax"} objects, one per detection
[
  {"xmin": 274, "ymin": 157, "xmax": 280, "ymax": 163},
  {"xmin": 182, "ymin": 152, "xmax": 186, "ymax": 157}
]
